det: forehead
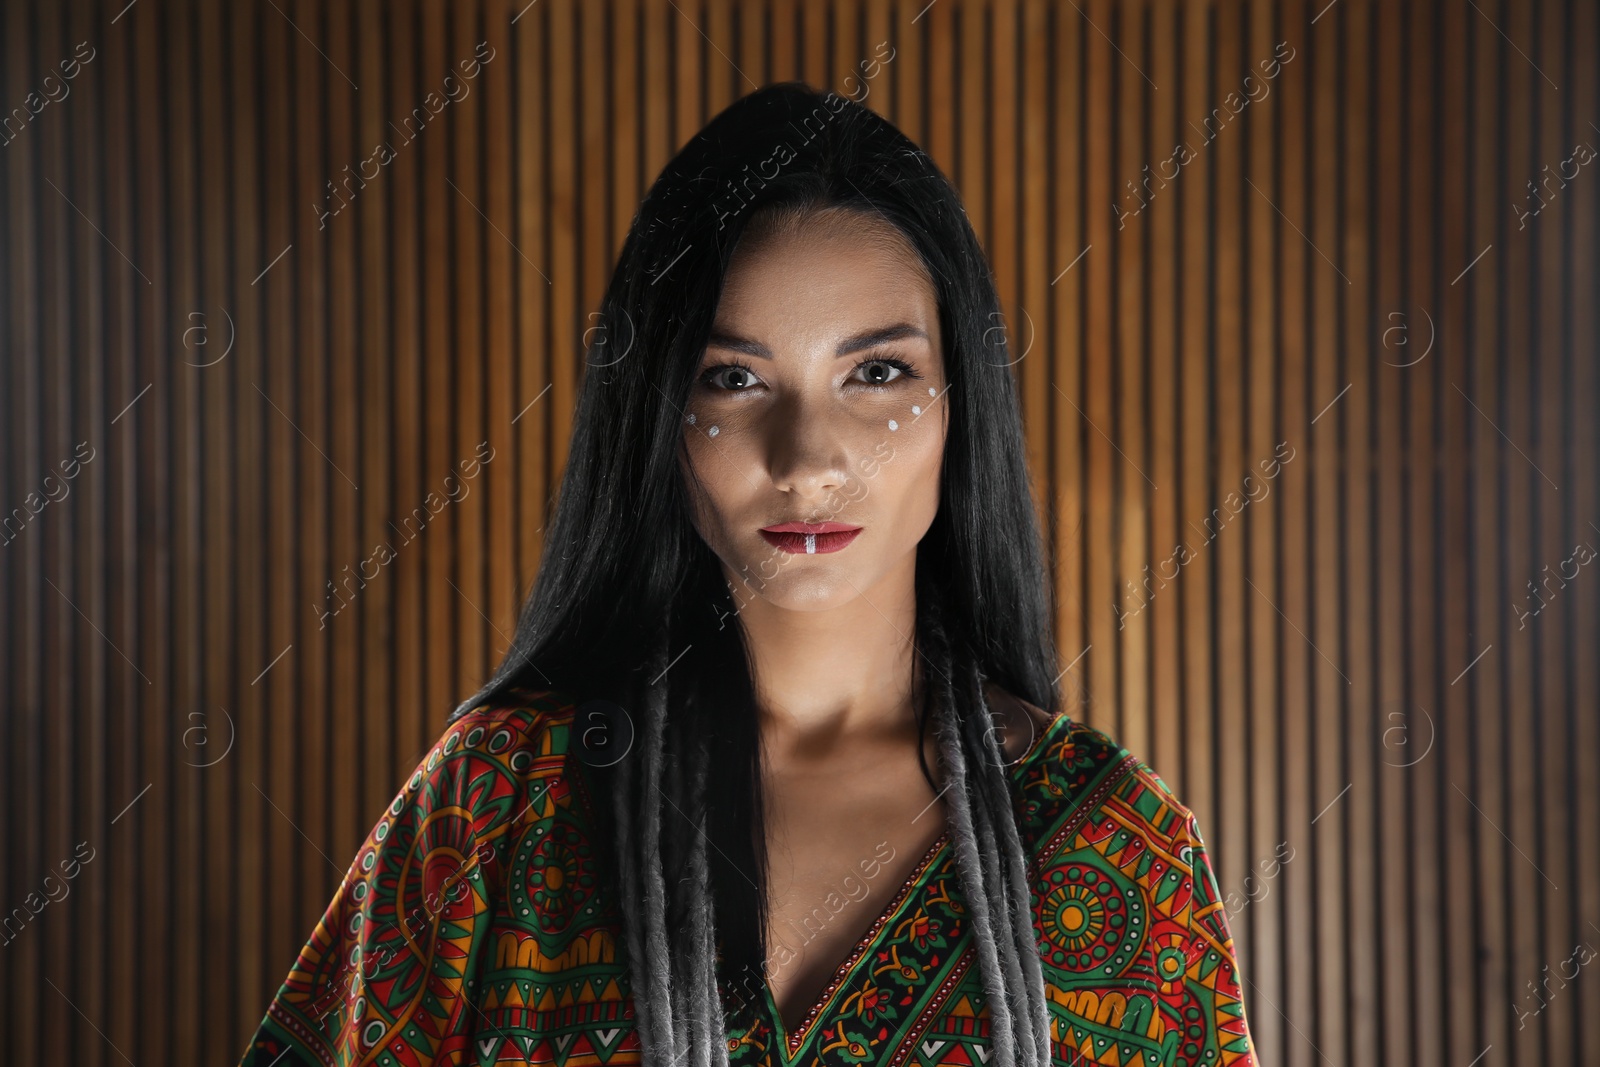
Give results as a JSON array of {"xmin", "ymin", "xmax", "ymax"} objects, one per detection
[{"xmin": 712, "ymin": 209, "xmax": 939, "ymax": 343}]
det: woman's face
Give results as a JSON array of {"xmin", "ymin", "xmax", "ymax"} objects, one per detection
[{"xmin": 680, "ymin": 208, "xmax": 949, "ymax": 613}]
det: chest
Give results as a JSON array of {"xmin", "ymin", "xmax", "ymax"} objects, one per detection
[{"xmin": 758, "ymin": 741, "xmax": 948, "ymax": 1022}]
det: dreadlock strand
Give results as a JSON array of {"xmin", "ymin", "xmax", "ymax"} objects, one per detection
[
  {"xmin": 929, "ymin": 638, "xmax": 1024, "ymax": 1067},
  {"xmin": 685, "ymin": 724, "xmax": 733, "ymax": 1067},
  {"xmin": 611, "ymin": 713, "xmax": 656, "ymax": 1055},
  {"xmin": 963, "ymin": 663, "xmax": 1052, "ymax": 1066},
  {"xmin": 639, "ymin": 636, "xmax": 681, "ymax": 1064},
  {"xmin": 960, "ymin": 693, "xmax": 1039, "ymax": 1066},
  {"xmin": 977, "ymin": 664, "xmax": 1055, "ymax": 1063}
]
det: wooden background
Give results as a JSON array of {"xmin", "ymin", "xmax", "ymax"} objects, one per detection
[{"xmin": 2, "ymin": 0, "xmax": 1596, "ymax": 1064}]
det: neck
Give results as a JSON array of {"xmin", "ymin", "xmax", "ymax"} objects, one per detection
[{"xmin": 728, "ymin": 550, "xmax": 923, "ymax": 757}]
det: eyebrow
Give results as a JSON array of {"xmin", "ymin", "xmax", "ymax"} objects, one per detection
[{"xmin": 705, "ymin": 322, "xmax": 930, "ymax": 359}]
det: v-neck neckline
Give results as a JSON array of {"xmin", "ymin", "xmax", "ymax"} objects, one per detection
[{"xmin": 753, "ymin": 709, "xmax": 1073, "ymax": 1060}]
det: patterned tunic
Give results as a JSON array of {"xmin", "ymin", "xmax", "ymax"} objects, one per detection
[{"xmin": 238, "ymin": 687, "xmax": 1258, "ymax": 1067}]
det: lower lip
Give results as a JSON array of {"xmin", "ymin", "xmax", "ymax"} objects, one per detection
[{"xmin": 759, "ymin": 528, "xmax": 863, "ymax": 554}]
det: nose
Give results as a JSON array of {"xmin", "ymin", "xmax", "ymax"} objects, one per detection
[{"xmin": 763, "ymin": 394, "xmax": 851, "ymax": 500}]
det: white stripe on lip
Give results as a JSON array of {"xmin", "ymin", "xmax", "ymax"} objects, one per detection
[{"xmin": 805, "ymin": 533, "xmax": 816, "ymax": 554}]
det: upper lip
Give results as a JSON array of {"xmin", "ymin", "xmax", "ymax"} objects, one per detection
[{"xmin": 760, "ymin": 521, "xmax": 862, "ymax": 534}]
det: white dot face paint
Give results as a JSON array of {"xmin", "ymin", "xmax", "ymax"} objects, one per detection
[
  {"xmin": 708, "ymin": 425, "xmax": 720, "ymax": 437},
  {"xmin": 888, "ymin": 419, "xmax": 898, "ymax": 431},
  {"xmin": 928, "ymin": 387, "xmax": 936, "ymax": 396},
  {"xmin": 686, "ymin": 412, "xmax": 696, "ymax": 424},
  {"xmin": 912, "ymin": 405, "xmax": 921, "ymax": 415}
]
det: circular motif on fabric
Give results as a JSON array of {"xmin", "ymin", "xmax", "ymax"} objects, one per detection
[
  {"xmin": 489, "ymin": 729, "xmax": 513, "ymax": 754},
  {"xmin": 1150, "ymin": 932, "xmax": 1190, "ymax": 994},
  {"xmin": 466, "ymin": 726, "xmax": 486, "ymax": 749},
  {"xmin": 1037, "ymin": 857, "xmax": 1144, "ymax": 975},
  {"xmin": 510, "ymin": 814, "xmax": 597, "ymax": 934}
]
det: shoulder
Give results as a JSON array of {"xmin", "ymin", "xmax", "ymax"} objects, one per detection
[
  {"xmin": 1021, "ymin": 722, "xmax": 1259, "ymax": 1066},
  {"xmin": 1012, "ymin": 712, "xmax": 1200, "ymax": 869},
  {"xmin": 240, "ymin": 686, "xmax": 620, "ymax": 1062},
  {"xmin": 328, "ymin": 687, "xmax": 590, "ymax": 900},
  {"xmin": 1018, "ymin": 720, "xmax": 1260, "ymax": 1063},
  {"xmin": 418, "ymin": 686, "xmax": 591, "ymax": 834}
]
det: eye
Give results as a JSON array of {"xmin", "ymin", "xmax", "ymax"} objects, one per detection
[
  {"xmin": 699, "ymin": 359, "xmax": 765, "ymax": 392},
  {"xmin": 850, "ymin": 354, "xmax": 921, "ymax": 387}
]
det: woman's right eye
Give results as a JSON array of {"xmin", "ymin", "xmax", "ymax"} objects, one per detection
[{"xmin": 700, "ymin": 362, "xmax": 764, "ymax": 391}]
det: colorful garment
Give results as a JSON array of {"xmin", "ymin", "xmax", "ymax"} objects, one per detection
[{"xmin": 238, "ymin": 687, "xmax": 1258, "ymax": 1067}]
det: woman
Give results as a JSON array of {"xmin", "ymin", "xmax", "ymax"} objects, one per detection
[{"xmin": 239, "ymin": 82, "xmax": 1257, "ymax": 1067}]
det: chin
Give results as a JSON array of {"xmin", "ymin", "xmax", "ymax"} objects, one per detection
[
  {"xmin": 727, "ymin": 561, "xmax": 873, "ymax": 612},
  {"xmin": 761, "ymin": 576, "xmax": 866, "ymax": 612}
]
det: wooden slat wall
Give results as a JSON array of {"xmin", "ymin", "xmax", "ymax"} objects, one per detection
[{"xmin": 1, "ymin": 1, "xmax": 1594, "ymax": 1064}]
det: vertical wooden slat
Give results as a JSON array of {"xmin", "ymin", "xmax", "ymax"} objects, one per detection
[
  {"xmin": 38, "ymin": 0, "xmax": 73, "ymax": 1058},
  {"xmin": 1114, "ymin": 0, "xmax": 1150, "ymax": 762},
  {"xmin": 1569, "ymin": 2, "xmax": 1600, "ymax": 1058},
  {"xmin": 0, "ymin": 3, "xmax": 22, "ymax": 1054},
  {"xmin": 1535, "ymin": 1, "xmax": 1574, "ymax": 1063},
  {"xmin": 1468, "ymin": 1, "xmax": 1510, "ymax": 1062},
  {"xmin": 1410, "ymin": 0, "xmax": 1445, "ymax": 1061},
  {"xmin": 1209, "ymin": 0, "xmax": 1245, "ymax": 951},
  {"xmin": 1375, "ymin": 0, "xmax": 1407, "ymax": 1062},
  {"xmin": 1241, "ymin": 0, "xmax": 1279, "ymax": 1041},
  {"xmin": 419, "ymin": 0, "xmax": 455, "ymax": 833},
  {"xmin": 1050, "ymin": 2, "xmax": 1086, "ymax": 714},
  {"xmin": 170, "ymin": 2, "xmax": 204, "ymax": 1063},
  {"xmin": 227, "ymin": 0, "xmax": 263, "ymax": 1051},
  {"xmin": 258, "ymin": 0, "xmax": 298, "ymax": 1050},
  {"xmin": 1143, "ymin": 0, "xmax": 1177, "ymax": 786},
  {"xmin": 289, "ymin": 0, "xmax": 329, "ymax": 970},
  {"xmin": 1175, "ymin": 0, "xmax": 1210, "ymax": 820},
  {"xmin": 1084, "ymin": 0, "xmax": 1117, "ymax": 741},
  {"xmin": 388, "ymin": 0, "xmax": 425, "ymax": 783},
  {"xmin": 1019, "ymin": 0, "xmax": 1049, "ymax": 673},
  {"xmin": 1320, "ymin": 0, "xmax": 1360, "ymax": 1061},
  {"xmin": 98, "ymin": 0, "xmax": 141, "ymax": 1055},
  {"xmin": 452, "ymin": 0, "xmax": 487, "ymax": 698},
  {"xmin": 1274, "ymin": 2, "xmax": 1313, "ymax": 1062},
  {"xmin": 485, "ymin": 0, "xmax": 517, "ymax": 674},
  {"xmin": 545, "ymin": 0, "xmax": 577, "ymax": 492},
  {"xmin": 864, "ymin": 0, "xmax": 890, "ymax": 117},
  {"xmin": 1436, "ymin": 1, "xmax": 1478, "ymax": 1062},
  {"xmin": 130, "ymin": 0, "xmax": 174, "ymax": 1057},
  {"xmin": 1501, "ymin": 0, "xmax": 1540, "ymax": 1062},
  {"xmin": 514, "ymin": 0, "xmax": 553, "ymax": 600}
]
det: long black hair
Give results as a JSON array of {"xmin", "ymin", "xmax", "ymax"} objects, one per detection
[{"xmin": 447, "ymin": 80, "xmax": 1062, "ymax": 1067}]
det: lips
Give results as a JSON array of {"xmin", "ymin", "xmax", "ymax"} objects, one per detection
[{"xmin": 759, "ymin": 521, "xmax": 863, "ymax": 555}]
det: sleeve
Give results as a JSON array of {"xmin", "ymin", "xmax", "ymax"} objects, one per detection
[
  {"xmin": 236, "ymin": 720, "xmax": 510, "ymax": 1067},
  {"xmin": 1170, "ymin": 810, "xmax": 1260, "ymax": 1067}
]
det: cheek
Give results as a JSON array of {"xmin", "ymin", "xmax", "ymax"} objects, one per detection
[
  {"xmin": 853, "ymin": 421, "xmax": 944, "ymax": 526},
  {"xmin": 680, "ymin": 428, "xmax": 755, "ymax": 534}
]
